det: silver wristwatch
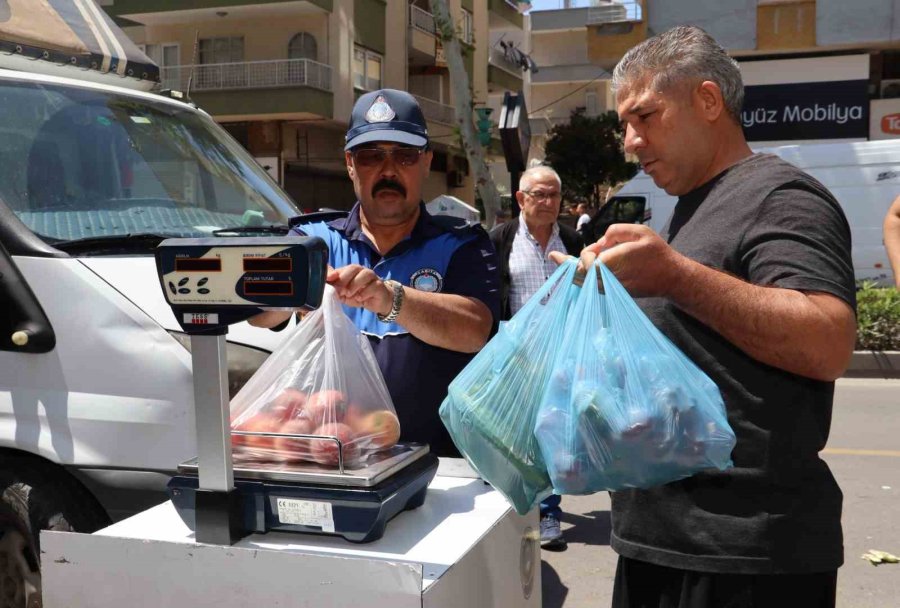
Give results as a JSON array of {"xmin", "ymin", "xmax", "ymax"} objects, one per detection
[{"xmin": 377, "ymin": 279, "xmax": 405, "ymax": 323}]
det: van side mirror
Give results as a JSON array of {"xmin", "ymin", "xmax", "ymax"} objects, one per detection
[{"xmin": 0, "ymin": 240, "xmax": 55, "ymax": 353}]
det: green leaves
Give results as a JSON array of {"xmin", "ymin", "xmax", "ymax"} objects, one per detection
[
  {"xmin": 543, "ymin": 109, "xmax": 638, "ymax": 208},
  {"xmin": 855, "ymin": 282, "xmax": 900, "ymax": 351}
]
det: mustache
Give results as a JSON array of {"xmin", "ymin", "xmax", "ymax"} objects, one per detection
[{"xmin": 372, "ymin": 178, "xmax": 406, "ymax": 197}]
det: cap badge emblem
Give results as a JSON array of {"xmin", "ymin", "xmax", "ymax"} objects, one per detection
[{"xmin": 365, "ymin": 96, "xmax": 396, "ymax": 123}]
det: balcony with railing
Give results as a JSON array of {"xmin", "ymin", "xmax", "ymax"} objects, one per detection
[
  {"xmin": 410, "ymin": 5, "xmax": 437, "ymax": 36},
  {"xmin": 107, "ymin": 0, "xmax": 333, "ymax": 22},
  {"xmin": 532, "ymin": 1, "xmax": 641, "ymax": 31},
  {"xmin": 413, "ymin": 95, "xmax": 455, "ymax": 125},
  {"xmin": 488, "ymin": 0, "xmax": 524, "ymax": 29},
  {"xmin": 160, "ymin": 58, "xmax": 333, "ymax": 118},
  {"xmin": 161, "ymin": 58, "xmax": 332, "ymax": 93},
  {"xmin": 587, "ymin": 1, "xmax": 641, "ymax": 25},
  {"xmin": 489, "ymin": 45, "xmax": 522, "ymax": 76},
  {"xmin": 488, "ymin": 45, "xmax": 524, "ymax": 92},
  {"xmin": 409, "ymin": 5, "xmax": 439, "ymax": 66}
]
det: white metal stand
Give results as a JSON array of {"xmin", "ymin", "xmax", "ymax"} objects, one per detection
[{"xmin": 42, "ymin": 463, "xmax": 541, "ymax": 608}]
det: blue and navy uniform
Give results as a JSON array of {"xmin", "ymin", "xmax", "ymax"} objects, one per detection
[{"xmin": 291, "ymin": 202, "xmax": 500, "ymax": 456}]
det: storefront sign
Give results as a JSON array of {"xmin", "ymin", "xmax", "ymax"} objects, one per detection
[
  {"xmin": 741, "ymin": 80, "xmax": 869, "ymax": 142},
  {"xmin": 870, "ymin": 98, "xmax": 900, "ymax": 140}
]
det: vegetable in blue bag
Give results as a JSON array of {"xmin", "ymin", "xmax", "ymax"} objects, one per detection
[{"xmin": 534, "ymin": 261, "xmax": 736, "ymax": 494}]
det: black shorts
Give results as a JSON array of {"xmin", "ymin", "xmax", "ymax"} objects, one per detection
[{"xmin": 611, "ymin": 556, "xmax": 837, "ymax": 608}]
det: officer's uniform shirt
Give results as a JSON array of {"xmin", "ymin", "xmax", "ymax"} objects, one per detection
[{"xmin": 292, "ymin": 202, "xmax": 500, "ymax": 456}]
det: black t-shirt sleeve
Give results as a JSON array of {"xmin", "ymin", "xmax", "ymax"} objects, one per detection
[
  {"xmin": 444, "ymin": 231, "xmax": 501, "ymax": 322},
  {"xmin": 739, "ymin": 184, "xmax": 856, "ymax": 310}
]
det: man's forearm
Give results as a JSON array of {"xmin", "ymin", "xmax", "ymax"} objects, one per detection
[
  {"xmin": 393, "ymin": 288, "xmax": 492, "ymax": 353},
  {"xmin": 667, "ymin": 258, "xmax": 856, "ymax": 381}
]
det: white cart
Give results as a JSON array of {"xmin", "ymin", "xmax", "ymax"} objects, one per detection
[{"xmin": 41, "ymin": 460, "xmax": 541, "ymax": 608}]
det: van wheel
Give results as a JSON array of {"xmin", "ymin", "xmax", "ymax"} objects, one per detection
[{"xmin": 0, "ymin": 457, "xmax": 111, "ymax": 608}]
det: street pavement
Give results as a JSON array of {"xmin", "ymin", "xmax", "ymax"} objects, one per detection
[{"xmin": 539, "ymin": 377, "xmax": 900, "ymax": 608}]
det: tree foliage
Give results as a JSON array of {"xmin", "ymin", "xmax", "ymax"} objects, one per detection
[
  {"xmin": 856, "ymin": 281, "xmax": 900, "ymax": 351},
  {"xmin": 543, "ymin": 110, "xmax": 638, "ymax": 207}
]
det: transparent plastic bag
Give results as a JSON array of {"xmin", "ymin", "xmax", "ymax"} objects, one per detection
[
  {"xmin": 534, "ymin": 261, "xmax": 736, "ymax": 494},
  {"xmin": 440, "ymin": 260, "xmax": 582, "ymax": 515},
  {"xmin": 229, "ymin": 285, "xmax": 399, "ymax": 467}
]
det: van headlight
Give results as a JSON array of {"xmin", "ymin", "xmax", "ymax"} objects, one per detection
[{"xmin": 167, "ymin": 331, "xmax": 270, "ymax": 398}]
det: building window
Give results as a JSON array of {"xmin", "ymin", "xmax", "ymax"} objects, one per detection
[
  {"xmin": 461, "ymin": 9, "xmax": 474, "ymax": 45},
  {"xmin": 288, "ymin": 32, "xmax": 318, "ymax": 61},
  {"xmin": 138, "ymin": 43, "xmax": 180, "ymax": 89},
  {"xmin": 353, "ymin": 46, "xmax": 382, "ymax": 91},
  {"xmin": 198, "ymin": 36, "xmax": 244, "ymax": 64},
  {"xmin": 140, "ymin": 43, "xmax": 180, "ymax": 67}
]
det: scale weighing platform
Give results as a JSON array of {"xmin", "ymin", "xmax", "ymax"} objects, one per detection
[
  {"xmin": 169, "ymin": 444, "xmax": 437, "ymax": 543},
  {"xmin": 154, "ymin": 236, "xmax": 438, "ymax": 545}
]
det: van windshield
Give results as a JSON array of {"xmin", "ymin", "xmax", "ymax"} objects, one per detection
[{"xmin": 0, "ymin": 78, "xmax": 300, "ymax": 250}]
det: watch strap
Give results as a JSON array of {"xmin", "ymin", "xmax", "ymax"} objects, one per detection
[{"xmin": 377, "ymin": 280, "xmax": 404, "ymax": 323}]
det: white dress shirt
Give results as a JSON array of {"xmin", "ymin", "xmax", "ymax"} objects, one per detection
[{"xmin": 508, "ymin": 220, "xmax": 567, "ymax": 315}]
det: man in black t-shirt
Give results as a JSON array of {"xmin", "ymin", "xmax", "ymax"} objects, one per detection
[{"xmin": 559, "ymin": 26, "xmax": 857, "ymax": 608}]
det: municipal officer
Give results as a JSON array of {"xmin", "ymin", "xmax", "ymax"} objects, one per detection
[{"xmin": 251, "ymin": 89, "xmax": 500, "ymax": 456}]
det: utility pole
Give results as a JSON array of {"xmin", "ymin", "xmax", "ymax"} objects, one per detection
[{"xmin": 429, "ymin": 0, "xmax": 501, "ymax": 228}]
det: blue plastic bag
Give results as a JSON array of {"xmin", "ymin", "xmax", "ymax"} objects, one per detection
[
  {"xmin": 440, "ymin": 260, "xmax": 582, "ymax": 515},
  {"xmin": 534, "ymin": 261, "xmax": 736, "ymax": 494}
]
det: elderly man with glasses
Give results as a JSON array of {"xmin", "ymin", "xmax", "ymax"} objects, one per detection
[
  {"xmin": 252, "ymin": 89, "xmax": 499, "ymax": 458},
  {"xmin": 489, "ymin": 165, "xmax": 584, "ymax": 548}
]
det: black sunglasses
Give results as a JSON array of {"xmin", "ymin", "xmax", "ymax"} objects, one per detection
[{"xmin": 351, "ymin": 146, "xmax": 426, "ymax": 168}]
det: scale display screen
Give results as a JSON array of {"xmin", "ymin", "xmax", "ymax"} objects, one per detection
[
  {"xmin": 244, "ymin": 281, "xmax": 294, "ymax": 296},
  {"xmin": 156, "ymin": 236, "xmax": 328, "ymax": 333},
  {"xmin": 243, "ymin": 257, "xmax": 292, "ymax": 272},
  {"xmin": 175, "ymin": 257, "xmax": 222, "ymax": 272}
]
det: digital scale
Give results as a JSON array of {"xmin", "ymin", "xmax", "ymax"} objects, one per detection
[{"xmin": 154, "ymin": 237, "xmax": 439, "ymax": 545}]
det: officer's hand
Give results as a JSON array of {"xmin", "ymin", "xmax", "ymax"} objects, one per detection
[{"xmin": 326, "ymin": 265, "xmax": 392, "ymax": 316}]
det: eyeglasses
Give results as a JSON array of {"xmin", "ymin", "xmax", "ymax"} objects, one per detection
[
  {"xmin": 522, "ymin": 190, "xmax": 562, "ymax": 203},
  {"xmin": 351, "ymin": 146, "xmax": 426, "ymax": 168}
]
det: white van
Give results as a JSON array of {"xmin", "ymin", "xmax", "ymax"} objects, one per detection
[
  {"xmin": 595, "ymin": 140, "xmax": 900, "ymax": 285},
  {"xmin": 0, "ymin": 67, "xmax": 302, "ymax": 605}
]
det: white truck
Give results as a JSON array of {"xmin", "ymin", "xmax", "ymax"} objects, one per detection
[
  {"xmin": 0, "ymin": 5, "xmax": 302, "ymax": 606},
  {"xmin": 591, "ymin": 140, "xmax": 900, "ymax": 285}
]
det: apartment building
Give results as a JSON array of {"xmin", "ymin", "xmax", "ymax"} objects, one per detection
[
  {"xmin": 526, "ymin": 1, "xmax": 630, "ymax": 161},
  {"xmin": 104, "ymin": 0, "xmax": 526, "ymax": 212},
  {"xmin": 526, "ymin": 0, "xmax": 900, "ymax": 157}
]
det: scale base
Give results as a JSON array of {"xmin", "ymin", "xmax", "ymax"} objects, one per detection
[{"xmin": 169, "ymin": 452, "xmax": 438, "ymax": 543}]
